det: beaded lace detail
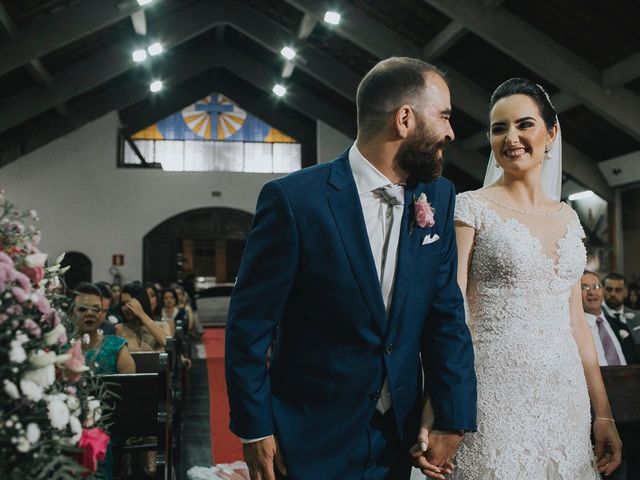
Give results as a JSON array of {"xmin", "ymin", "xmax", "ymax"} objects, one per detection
[{"xmin": 452, "ymin": 190, "xmax": 599, "ymax": 480}]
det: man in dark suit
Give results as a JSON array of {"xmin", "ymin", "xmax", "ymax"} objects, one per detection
[
  {"xmin": 602, "ymin": 272, "xmax": 640, "ymax": 364},
  {"xmin": 225, "ymin": 57, "xmax": 476, "ymax": 480}
]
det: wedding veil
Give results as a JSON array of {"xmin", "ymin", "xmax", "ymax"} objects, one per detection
[{"xmin": 483, "ymin": 123, "xmax": 563, "ymax": 202}]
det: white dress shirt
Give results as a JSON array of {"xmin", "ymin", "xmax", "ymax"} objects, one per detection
[
  {"xmin": 349, "ymin": 144, "xmax": 403, "ymax": 413},
  {"xmin": 584, "ymin": 312, "xmax": 627, "ymax": 366}
]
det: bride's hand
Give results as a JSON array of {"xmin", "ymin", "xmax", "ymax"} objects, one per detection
[{"xmin": 593, "ymin": 418, "xmax": 622, "ymax": 476}]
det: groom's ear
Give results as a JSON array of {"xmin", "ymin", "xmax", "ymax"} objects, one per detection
[{"xmin": 394, "ymin": 104, "xmax": 413, "ymax": 139}]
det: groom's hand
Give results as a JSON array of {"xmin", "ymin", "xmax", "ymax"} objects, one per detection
[
  {"xmin": 419, "ymin": 430, "xmax": 463, "ymax": 479},
  {"xmin": 243, "ymin": 435, "xmax": 287, "ymax": 480}
]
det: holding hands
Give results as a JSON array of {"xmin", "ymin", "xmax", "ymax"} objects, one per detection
[
  {"xmin": 593, "ymin": 418, "xmax": 622, "ymax": 476},
  {"xmin": 244, "ymin": 435, "xmax": 287, "ymax": 480},
  {"xmin": 411, "ymin": 427, "xmax": 463, "ymax": 479}
]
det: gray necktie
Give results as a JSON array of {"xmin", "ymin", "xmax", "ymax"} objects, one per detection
[
  {"xmin": 376, "ymin": 185, "xmax": 404, "ymax": 311},
  {"xmin": 596, "ymin": 316, "xmax": 621, "ymax": 366},
  {"xmin": 374, "ymin": 185, "xmax": 404, "ymax": 414}
]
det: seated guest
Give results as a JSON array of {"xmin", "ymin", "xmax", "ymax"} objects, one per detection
[
  {"xmin": 160, "ymin": 288, "xmax": 186, "ymax": 336},
  {"xmin": 143, "ymin": 281, "xmax": 162, "ymax": 320},
  {"xmin": 94, "ymin": 281, "xmax": 119, "ymax": 335},
  {"xmin": 173, "ymin": 285, "xmax": 194, "ymax": 331},
  {"xmin": 626, "ymin": 282, "xmax": 640, "ymax": 310},
  {"xmin": 70, "ymin": 283, "xmax": 136, "ymax": 374},
  {"xmin": 115, "ymin": 283, "xmax": 170, "ymax": 352},
  {"xmin": 602, "ymin": 272, "xmax": 640, "ymax": 364},
  {"xmin": 581, "ymin": 272, "xmax": 626, "ymax": 366}
]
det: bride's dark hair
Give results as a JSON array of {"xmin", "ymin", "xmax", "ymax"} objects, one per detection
[{"xmin": 489, "ymin": 78, "xmax": 557, "ymax": 130}]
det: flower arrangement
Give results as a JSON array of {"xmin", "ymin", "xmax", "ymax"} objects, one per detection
[{"xmin": 0, "ymin": 190, "xmax": 111, "ymax": 479}]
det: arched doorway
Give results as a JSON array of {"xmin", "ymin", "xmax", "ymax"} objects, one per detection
[
  {"xmin": 143, "ymin": 207, "xmax": 253, "ymax": 288},
  {"xmin": 61, "ymin": 251, "xmax": 92, "ymax": 290}
]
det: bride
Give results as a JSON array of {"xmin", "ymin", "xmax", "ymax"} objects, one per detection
[{"xmin": 416, "ymin": 78, "xmax": 622, "ymax": 479}]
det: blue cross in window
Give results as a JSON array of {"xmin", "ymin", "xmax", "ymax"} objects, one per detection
[{"xmin": 192, "ymin": 96, "xmax": 235, "ymax": 139}]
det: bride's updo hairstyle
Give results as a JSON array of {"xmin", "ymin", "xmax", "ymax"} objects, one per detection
[{"xmin": 489, "ymin": 78, "xmax": 557, "ymax": 130}]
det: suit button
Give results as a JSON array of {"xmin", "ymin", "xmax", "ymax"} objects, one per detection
[
  {"xmin": 369, "ymin": 390, "xmax": 381, "ymax": 401},
  {"xmin": 385, "ymin": 344, "xmax": 394, "ymax": 355}
]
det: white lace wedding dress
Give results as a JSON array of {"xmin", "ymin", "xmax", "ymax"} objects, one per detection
[{"xmin": 451, "ymin": 191, "xmax": 599, "ymax": 480}]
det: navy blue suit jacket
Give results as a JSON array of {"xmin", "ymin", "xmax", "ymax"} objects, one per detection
[{"xmin": 225, "ymin": 151, "xmax": 477, "ymax": 479}]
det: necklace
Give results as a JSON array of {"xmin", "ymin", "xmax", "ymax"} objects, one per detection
[{"xmin": 477, "ymin": 192, "xmax": 565, "ymax": 217}]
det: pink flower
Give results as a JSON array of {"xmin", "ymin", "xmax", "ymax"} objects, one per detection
[
  {"xmin": 62, "ymin": 341, "xmax": 89, "ymax": 383},
  {"xmin": 0, "ymin": 251, "xmax": 14, "ymax": 266},
  {"xmin": 23, "ymin": 318, "xmax": 42, "ymax": 337},
  {"xmin": 414, "ymin": 193, "xmax": 435, "ymax": 229},
  {"xmin": 12, "ymin": 270, "xmax": 32, "ymax": 293},
  {"xmin": 11, "ymin": 286, "xmax": 29, "ymax": 303},
  {"xmin": 76, "ymin": 428, "xmax": 110, "ymax": 475},
  {"xmin": 34, "ymin": 294, "xmax": 51, "ymax": 314},
  {"xmin": 21, "ymin": 265, "xmax": 45, "ymax": 285}
]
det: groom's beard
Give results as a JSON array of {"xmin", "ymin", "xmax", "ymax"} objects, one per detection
[{"xmin": 395, "ymin": 120, "xmax": 450, "ymax": 186}]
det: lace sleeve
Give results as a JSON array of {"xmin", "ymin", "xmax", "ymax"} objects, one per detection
[
  {"xmin": 567, "ymin": 205, "xmax": 586, "ymax": 240},
  {"xmin": 454, "ymin": 191, "xmax": 479, "ymax": 229}
]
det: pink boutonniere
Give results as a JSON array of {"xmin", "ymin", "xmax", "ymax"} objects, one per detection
[{"xmin": 412, "ymin": 193, "xmax": 435, "ymax": 233}]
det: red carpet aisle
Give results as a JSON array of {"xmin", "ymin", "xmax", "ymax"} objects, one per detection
[{"xmin": 202, "ymin": 328, "xmax": 243, "ymax": 464}]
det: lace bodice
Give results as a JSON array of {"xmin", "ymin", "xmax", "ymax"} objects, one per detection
[{"xmin": 451, "ymin": 190, "xmax": 598, "ymax": 480}]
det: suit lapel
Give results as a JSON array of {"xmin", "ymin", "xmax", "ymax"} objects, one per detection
[{"xmin": 327, "ymin": 154, "xmax": 386, "ymax": 333}]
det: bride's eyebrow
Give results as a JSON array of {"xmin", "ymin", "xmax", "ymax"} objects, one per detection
[{"xmin": 515, "ymin": 116, "xmax": 536, "ymax": 123}]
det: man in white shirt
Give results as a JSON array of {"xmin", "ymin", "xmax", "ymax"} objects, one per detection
[
  {"xmin": 601, "ymin": 272, "xmax": 640, "ymax": 364},
  {"xmin": 581, "ymin": 271, "xmax": 626, "ymax": 366},
  {"xmin": 225, "ymin": 57, "xmax": 476, "ymax": 480}
]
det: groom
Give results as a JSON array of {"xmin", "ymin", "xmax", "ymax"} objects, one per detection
[{"xmin": 225, "ymin": 57, "xmax": 477, "ymax": 480}]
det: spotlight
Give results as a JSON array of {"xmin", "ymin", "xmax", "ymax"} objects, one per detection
[
  {"xmin": 280, "ymin": 46, "xmax": 296, "ymax": 60},
  {"xmin": 324, "ymin": 11, "xmax": 341, "ymax": 25},
  {"xmin": 147, "ymin": 42, "xmax": 163, "ymax": 56},
  {"xmin": 132, "ymin": 49, "xmax": 147, "ymax": 62},
  {"xmin": 272, "ymin": 84, "xmax": 286, "ymax": 97},
  {"xmin": 568, "ymin": 190, "xmax": 595, "ymax": 201},
  {"xmin": 137, "ymin": 0, "xmax": 153, "ymax": 6},
  {"xmin": 150, "ymin": 80, "xmax": 163, "ymax": 92}
]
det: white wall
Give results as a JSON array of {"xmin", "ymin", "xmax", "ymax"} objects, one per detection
[
  {"xmin": 316, "ymin": 120, "xmax": 353, "ymax": 163},
  {"xmin": 0, "ymin": 112, "xmax": 282, "ymax": 283}
]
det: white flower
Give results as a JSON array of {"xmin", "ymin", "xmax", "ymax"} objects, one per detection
[
  {"xmin": 9, "ymin": 340, "xmax": 27, "ymax": 363},
  {"xmin": 16, "ymin": 436, "xmax": 31, "ymax": 453},
  {"xmin": 3, "ymin": 380, "xmax": 20, "ymax": 400},
  {"xmin": 48, "ymin": 399, "xmax": 70, "ymax": 430},
  {"xmin": 85, "ymin": 397, "xmax": 102, "ymax": 427},
  {"xmin": 43, "ymin": 324, "xmax": 66, "ymax": 346},
  {"xmin": 28, "ymin": 349, "xmax": 57, "ymax": 368},
  {"xmin": 620, "ymin": 329, "xmax": 630, "ymax": 339},
  {"xmin": 23, "ymin": 364, "xmax": 56, "ymax": 388},
  {"xmin": 24, "ymin": 253, "xmax": 47, "ymax": 268},
  {"xmin": 82, "ymin": 333, "xmax": 90, "ymax": 345},
  {"xmin": 624, "ymin": 312, "xmax": 636, "ymax": 320},
  {"xmin": 26, "ymin": 423, "xmax": 40, "ymax": 444},
  {"xmin": 19, "ymin": 379, "xmax": 43, "ymax": 402},
  {"xmin": 15, "ymin": 332, "xmax": 29, "ymax": 345},
  {"xmin": 69, "ymin": 415, "xmax": 82, "ymax": 444},
  {"xmin": 66, "ymin": 396, "xmax": 81, "ymax": 415},
  {"xmin": 54, "ymin": 252, "xmax": 65, "ymax": 265}
]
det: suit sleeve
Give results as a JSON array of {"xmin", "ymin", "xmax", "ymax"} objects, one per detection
[
  {"xmin": 422, "ymin": 181, "xmax": 477, "ymax": 431},
  {"xmin": 225, "ymin": 180, "xmax": 299, "ymax": 439}
]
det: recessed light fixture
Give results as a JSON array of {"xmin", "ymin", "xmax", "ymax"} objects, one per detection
[
  {"xmin": 324, "ymin": 11, "xmax": 341, "ymax": 25},
  {"xmin": 147, "ymin": 42, "xmax": 163, "ymax": 56},
  {"xmin": 272, "ymin": 84, "xmax": 286, "ymax": 97},
  {"xmin": 132, "ymin": 49, "xmax": 147, "ymax": 62},
  {"xmin": 280, "ymin": 46, "xmax": 296, "ymax": 60},
  {"xmin": 137, "ymin": 0, "xmax": 153, "ymax": 6},
  {"xmin": 150, "ymin": 80, "xmax": 163, "ymax": 92},
  {"xmin": 568, "ymin": 190, "xmax": 595, "ymax": 201}
]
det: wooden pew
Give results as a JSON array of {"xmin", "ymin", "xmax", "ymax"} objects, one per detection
[
  {"xmin": 601, "ymin": 365, "xmax": 640, "ymax": 479},
  {"xmin": 130, "ymin": 351, "xmax": 161, "ymax": 373},
  {"xmin": 102, "ymin": 352, "xmax": 172, "ymax": 480}
]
